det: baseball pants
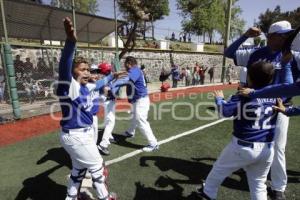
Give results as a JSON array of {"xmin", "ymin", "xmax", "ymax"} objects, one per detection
[
  {"xmin": 204, "ymin": 136, "xmax": 274, "ymax": 200},
  {"xmin": 271, "ymin": 113, "xmax": 289, "ymax": 192},
  {"xmin": 60, "ymin": 127, "xmax": 109, "ymax": 200},
  {"xmin": 126, "ymin": 96, "xmax": 157, "ymax": 146},
  {"xmin": 100, "ymin": 100, "xmax": 116, "ymax": 148},
  {"xmin": 92, "ymin": 115, "xmax": 99, "ymax": 143}
]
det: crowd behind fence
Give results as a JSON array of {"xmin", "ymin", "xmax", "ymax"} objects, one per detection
[{"xmin": 0, "ymin": 45, "xmax": 240, "ymax": 121}]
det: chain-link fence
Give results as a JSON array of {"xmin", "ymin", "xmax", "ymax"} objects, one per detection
[{"xmin": 0, "ymin": 45, "xmax": 240, "ymax": 122}]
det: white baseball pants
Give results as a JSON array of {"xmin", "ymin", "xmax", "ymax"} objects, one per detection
[
  {"xmin": 271, "ymin": 113, "xmax": 289, "ymax": 192},
  {"xmin": 204, "ymin": 137, "xmax": 274, "ymax": 200},
  {"xmin": 100, "ymin": 100, "xmax": 116, "ymax": 148},
  {"xmin": 60, "ymin": 127, "xmax": 109, "ymax": 200},
  {"xmin": 92, "ymin": 115, "xmax": 99, "ymax": 143},
  {"xmin": 126, "ymin": 96, "xmax": 157, "ymax": 146}
]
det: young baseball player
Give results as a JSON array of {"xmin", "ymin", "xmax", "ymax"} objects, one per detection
[
  {"xmin": 196, "ymin": 61, "xmax": 277, "ymax": 200},
  {"xmin": 110, "ymin": 56, "xmax": 159, "ymax": 152},
  {"xmin": 97, "ymin": 62, "xmax": 117, "ymax": 155},
  {"xmin": 87, "ymin": 65, "xmax": 101, "ymax": 143},
  {"xmin": 224, "ymin": 21, "xmax": 300, "ymax": 199},
  {"xmin": 57, "ymin": 17, "xmax": 117, "ymax": 200}
]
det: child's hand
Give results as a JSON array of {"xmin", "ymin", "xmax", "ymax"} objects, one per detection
[
  {"xmin": 214, "ymin": 90, "xmax": 224, "ymax": 99},
  {"xmin": 113, "ymin": 71, "xmax": 128, "ymax": 79},
  {"xmin": 273, "ymin": 98, "xmax": 286, "ymax": 114},
  {"xmin": 238, "ymin": 87, "xmax": 254, "ymax": 97},
  {"xmin": 63, "ymin": 17, "xmax": 77, "ymax": 42}
]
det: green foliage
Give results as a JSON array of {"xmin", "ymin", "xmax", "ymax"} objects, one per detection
[
  {"xmin": 117, "ymin": 0, "xmax": 169, "ymax": 22},
  {"xmin": 50, "ymin": 0, "xmax": 99, "ymax": 14},
  {"xmin": 177, "ymin": 0, "xmax": 245, "ymax": 44},
  {"xmin": 257, "ymin": 6, "xmax": 300, "ymax": 34}
]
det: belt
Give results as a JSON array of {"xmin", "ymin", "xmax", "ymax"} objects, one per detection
[
  {"xmin": 236, "ymin": 138, "xmax": 272, "ymax": 149},
  {"xmin": 62, "ymin": 127, "xmax": 91, "ymax": 133}
]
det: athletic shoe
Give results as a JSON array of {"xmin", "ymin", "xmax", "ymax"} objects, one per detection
[
  {"xmin": 109, "ymin": 137, "xmax": 117, "ymax": 144},
  {"xmin": 268, "ymin": 187, "xmax": 286, "ymax": 200},
  {"xmin": 98, "ymin": 145, "xmax": 110, "ymax": 155},
  {"xmin": 122, "ymin": 131, "xmax": 134, "ymax": 138},
  {"xmin": 142, "ymin": 144, "xmax": 159, "ymax": 152},
  {"xmin": 195, "ymin": 183, "xmax": 215, "ymax": 200},
  {"xmin": 108, "ymin": 192, "xmax": 118, "ymax": 200}
]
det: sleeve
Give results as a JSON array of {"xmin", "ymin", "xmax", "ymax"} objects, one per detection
[
  {"xmin": 215, "ymin": 95, "xmax": 240, "ymax": 118},
  {"xmin": 94, "ymin": 74, "xmax": 114, "ymax": 91},
  {"xmin": 249, "ymin": 82, "xmax": 300, "ymax": 98},
  {"xmin": 110, "ymin": 76, "xmax": 130, "ymax": 95},
  {"xmin": 224, "ymin": 35, "xmax": 248, "ymax": 60},
  {"xmin": 129, "ymin": 69, "xmax": 140, "ymax": 82},
  {"xmin": 56, "ymin": 40, "xmax": 76, "ymax": 96},
  {"xmin": 285, "ymin": 106, "xmax": 300, "ymax": 116},
  {"xmin": 58, "ymin": 40, "xmax": 76, "ymax": 82},
  {"xmin": 279, "ymin": 62, "xmax": 294, "ymax": 84}
]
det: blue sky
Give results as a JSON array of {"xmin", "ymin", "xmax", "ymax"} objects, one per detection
[{"xmin": 43, "ymin": 0, "xmax": 300, "ymax": 42}]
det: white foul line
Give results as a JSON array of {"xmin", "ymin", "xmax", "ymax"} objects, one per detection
[{"xmin": 105, "ymin": 118, "xmax": 228, "ymax": 166}]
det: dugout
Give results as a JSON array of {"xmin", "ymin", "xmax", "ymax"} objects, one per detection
[{"xmin": 0, "ymin": 0, "xmax": 124, "ymax": 120}]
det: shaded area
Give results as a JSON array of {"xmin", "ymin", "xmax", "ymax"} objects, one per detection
[
  {"xmin": 97, "ymin": 129, "xmax": 144, "ymax": 150},
  {"xmin": 15, "ymin": 147, "xmax": 71, "ymax": 200},
  {"xmin": 134, "ymin": 156, "xmax": 249, "ymax": 199}
]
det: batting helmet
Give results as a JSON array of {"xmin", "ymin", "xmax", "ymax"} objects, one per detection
[{"xmin": 98, "ymin": 62, "xmax": 112, "ymax": 75}]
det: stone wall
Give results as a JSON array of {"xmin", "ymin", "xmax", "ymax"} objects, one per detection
[{"xmin": 2, "ymin": 45, "xmax": 239, "ymax": 83}]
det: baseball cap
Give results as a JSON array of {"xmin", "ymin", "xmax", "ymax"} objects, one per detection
[
  {"xmin": 98, "ymin": 62, "xmax": 112, "ymax": 75},
  {"xmin": 268, "ymin": 20, "xmax": 294, "ymax": 34},
  {"xmin": 90, "ymin": 64, "xmax": 100, "ymax": 73}
]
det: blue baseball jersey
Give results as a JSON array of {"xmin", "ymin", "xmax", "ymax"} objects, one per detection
[
  {"xmin": 86, "ymin": 83, "xmax": 100, "ymax": 115},
  {"xmin": 225, "ymin": 35, "xmax": 300, "ymax": 84},
  {"xmin": 250, "ymin": 81, "xmax": 300, "ymax": 99},
  {"xmin": 110, "ymin": 66, "xmax": 148, "ymax": 103},
  {"xmin": 57, "ymin": 40, "xmax": 112, "ymax": 129},
  {"xmin": 216, "ymin": 95, "xmax": 277, "ymax": 142}
]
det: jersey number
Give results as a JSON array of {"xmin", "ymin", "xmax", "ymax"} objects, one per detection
[{"xmin": 252, "ymin": 107, "xmax": 273, "ymax": 130}]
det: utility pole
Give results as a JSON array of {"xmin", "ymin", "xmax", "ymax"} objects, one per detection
[{"xmin": 221, "ymin": 0, "xmax": 232, "ymax": 83}]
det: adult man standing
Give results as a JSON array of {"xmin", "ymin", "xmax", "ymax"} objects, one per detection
[
  {"xmin": 111, "ymin": 56, "xmax": 159, "ymax": 152},
  {"xmin": 224, "ymin": 20, "xmax": 300, "ymax": 200}
]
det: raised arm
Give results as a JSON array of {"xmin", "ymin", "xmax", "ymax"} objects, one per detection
[
  {"xmin": 58, "ymin": 17, "xmax": 77, "ymax": 82},
  {"xmin": 224, "ymin": 27, "xmax": 261, "ymax": 63}
]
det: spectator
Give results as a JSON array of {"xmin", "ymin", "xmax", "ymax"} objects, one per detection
[
  {"xmin": 226, "ymin": 64, "xmax": 233, "ymax": 84},
  {"xmin": 199, "ymin": 66, "xmax": 208, "ymax": 85},
  {"xmin": 14, "ymin": 55, "xmax": 24, "ymax": 80},
  {"xmin": 179, "ymin": 36, "xmax": 182, "ymax": 42},
  {"xmin": 23, "ymin": 57, "xmax": 34, "ymax": 78},
  {"xmin": 208, "ymin": 66, "xmax": 215, "ymax": 83},
  {"xmin": 52, "ymin": 57, "xmax": 59, "ymax": 79},
  {"xmin": 188, "ymin": 34, "xmax": 191, "ymax": 42},
  {"xmin": 36, "ymin": 57, "xmax": 47, "ymax": 79},
  {"xmin": 171, "ymin": 32, "xmax": 175, "ymax": 41},
  {"xmin": 23, "ymin": 78, "xmax": 39, "ymax": 104},
  {"xmin": 185, "ymin": 67, "xmax": 192, "ymax": 86},
  {"xmin": 171, "ymin": 64, "xmax": 180, "ymax": 88},
  {"xmin": 183, "ymin": 33, "xmax": 187, "ymax": 42},
  {"xmin": 141, "ymin": 64, "xmax": 150, "ymax": 84},
  {"xmin": 192, "ymin": 64, "xmax": 200, "ymax": 85}
]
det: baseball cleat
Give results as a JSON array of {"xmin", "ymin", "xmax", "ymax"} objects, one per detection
[
  {"xmin": 98, "ymin": 145, "xmax": 110, "ymax": 155},
  {"xmin": 268, "ymin": 187, "xmax": 286, "ymax": 200},
  {"xmin": 142, "ymin": 144, "xmax": 159, "ymax": 152},
  {"xmin": 122, "ymin": 131, "xmax": 134, "ymax": 138},
  {"xmin": 195, "ymin": 183, "xmax": 215, "ymax": 200}
]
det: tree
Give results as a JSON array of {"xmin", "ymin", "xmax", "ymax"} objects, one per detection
[
  {"xmin": 257, "ymin": 5, "xmax": 300, "ymax": 34},
  {"xmin": 50, "ymin": 0, "xmax": 99, "ymax": 15},
  {"xmin": 177, "ymin": 0, "xmax": 245, "ymax": 44},
  {"xmin": 117, "ymin": 0, "xmax": 169, "ymax": 59}
]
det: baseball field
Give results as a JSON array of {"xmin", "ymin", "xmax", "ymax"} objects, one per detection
[{"xmin": 0, "ymin": 85, "xmax": 299, "ymax": 200}]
